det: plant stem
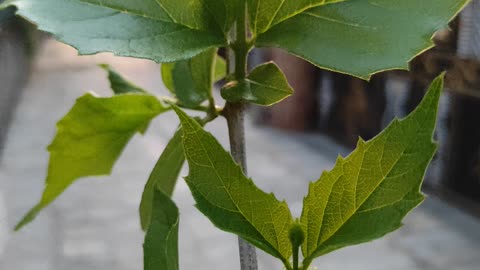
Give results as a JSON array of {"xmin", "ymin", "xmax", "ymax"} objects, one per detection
[
  {"xmin": 225, "ymin": 102, "xmax": 259, "ymax": 270},
  {"xmin": 224, "ymin": 1, "xmax": 258, "ymax": 270},
  {"xmin": 293, "ymin": 246, "xmax": 299, "ymax": 270},
  {"xmin": 177, "ymin": 104, "xmax": 210, "ymax": 113},
  {"xmin": 225, "ymin": 102, "xmax": 258, "ymax": 270}
]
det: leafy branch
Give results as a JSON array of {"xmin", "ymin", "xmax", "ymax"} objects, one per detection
[{"xmin": 1, "ymin": 0, "xmax": 469, "ymax": 269}]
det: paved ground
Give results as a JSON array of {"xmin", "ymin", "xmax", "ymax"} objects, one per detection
[{"xmin": 1, "ymin": 40, "xmax": 480, "ymax": 270}]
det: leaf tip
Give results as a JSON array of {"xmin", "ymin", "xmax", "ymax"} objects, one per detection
[
  {"xmin": 357, "ymin": 137, "xmax": 366, "ymax": 147},
  {"xmin": 14, "ymin": 204, "xmax": 42, "ymax": 231},
  {"xmin": 98, "ymin": 63, "xmax": 109, "ymax": 70},
  {"xmin": 336, "ymin": 154, "xmax": 345, "ymax": 164},
  {"xmin": 409, "ymin": 72, "xmax": 445, "ymax": 126}
]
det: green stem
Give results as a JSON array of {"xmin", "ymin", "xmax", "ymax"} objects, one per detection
[
  {"xmin": 293, "ymin": 246, "xmax": 299, "ymax": 270},
  {"xmin": 207, "ymin": 95, "xmax": 216, "ymax": 112},
  {"xmin": 162, "ymin": 96, "xmax": 212, "ymax": 113},
  {"xmin": 233, "ymin": 1, "xmax": 248, "ymax": 81},
  {"xmin": 177, "ymin": 103, "xmax": 210, "ymax": 113},
  {"xmin": 169, "ymin": 93, "xmax": 220, "ymax": 122}
]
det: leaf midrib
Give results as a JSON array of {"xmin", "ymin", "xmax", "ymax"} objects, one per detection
[
  {"xmin": 79, "ymin": 0, "xmax": 225, "ymax": 35},
  {"xmin": 268, "ymin": 0, "xmax": 349, "ymax": 31},
  {"xmin": 261, "ymin": 0, "xmax": 285, "ymax": 34},
  {"xmin": 79, "ymin": 0, "xmax": 173, "ymax": 23},
  {"xmin": 199, "ymin": 0, "xmax": 226, "ymax": 33},
  {"xmin": 303, "ymin": 11, "xmax": 376, "ymax": 30},
  {"xmin": 164, "ymin": 210, "xmax": 179, "ymax": 270},
  {"xmin": 248, "ymin": 80, "xmax": 292, "ymax": 94}
]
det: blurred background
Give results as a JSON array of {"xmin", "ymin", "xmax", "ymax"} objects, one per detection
[{"xmin": 1, "ymin": 1, "xmax": 480, "ymax": 270}]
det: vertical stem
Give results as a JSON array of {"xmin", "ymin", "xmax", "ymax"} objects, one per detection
[
  {"xmin": 289, "ymin": 223, "xmax": 302, "ymax": 270},
  {"xmin": 226, "ymin": 103, "xmax": 248, "ymax": 170},
  {"xmin": 292, "ymin": 246, "xmax": 299, "ymax": 270},
  {"xmin": 232, "ymin": 0, "xmax": 249, "ymax": 82},
  {"xmin": 224, "ymin": 1, "xmax": 258, "ymax": 270},
  {"xmin": 225, "ymin": 102, "xmax": 257, "ymax": 270}
]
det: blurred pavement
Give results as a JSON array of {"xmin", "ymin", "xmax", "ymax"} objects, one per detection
[{"xmin": 0, "ymin": 40, "xmax": 479, "ymax": 270}]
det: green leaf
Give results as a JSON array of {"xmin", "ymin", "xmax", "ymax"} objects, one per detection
[
  {"xmin": 256, "ymin": 0, "xmax": 469, "ymax": 79},
  {"xmin": 221, "ymin": 62, "xmax": 293, "ymax": 106},
  {"xmin": 247, "ymin": 0, "xmax": 284, "ymax": 35},
  {"xmin": 213, "ymin": 55, "xmax": 227, "ymax": 82},
  {"xmin": 270, "ymin": 0, "xmax": 343, "ymax": 29},
  {"xmin": 247, "ymin": 0, "xmax": 342, "ymax": 35},
  {"xmin": 160, "ymin": 63, "xmax": 177, "ymax": 95},
  {"xmin": 99, "ymin": 64, "xmax": 146, "ymax": 95},
  {"xmin": 81, "ymin": 0, "xmax": 172, "ymax": 22},
  {"xmin": 140, "ymin": 128, "xmax": 185, "ymax": 231},
  {"xmin": 190, "ymin": 48, "xmax": 218, "ymax": 99},
  {"xmin": 98, "ymin": 64, "xmax": 156, "ymax": 133},
  {"xmin": 15, "ymin": 93, "xmax": 168, "ymax": 230},
  {"xmin": 201, "ymin": 0, "xmax": 241, "ymax": 34},
  {"xmin": 300, "ymin": 74, "xmax": 444, "ymax": 264},
  {"xmin": 84, "ymin": 0, "xmax": 239, "ymax": 35},
  {"xmin": 173, "ymin": 106, "xmax": 294, "ymax": 262},
  {"xmin": 156, "ymin": 0, "xmax": 219, "ymax": 33},
  {"xmin": 161, "ymin": 61, "xmax": 206, "ymax": 107},
  {"xmin": 5, "ymin": 0, "xmax": 225, "ymax": 63},
  {"xmin": 161, "ymin": 49, "xmax": 225, "ymax": 107},
  {"xmin": 156, "ymin": 0, "xmax": 239, "ymax": 34},
  {"xmin": 143, "ymin": 189, "xmax": 179, "ymax": 270}
]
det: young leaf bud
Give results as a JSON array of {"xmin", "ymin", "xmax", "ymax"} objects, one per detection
[{"xmin": 289, "ymin": 221, "xmax": 305, "ymax": 249}]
